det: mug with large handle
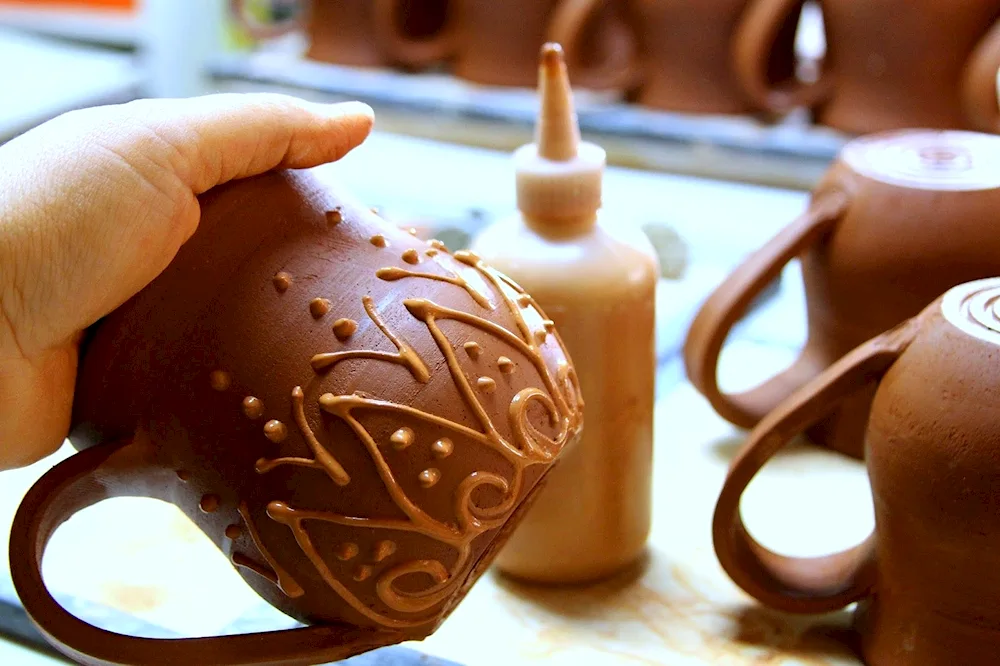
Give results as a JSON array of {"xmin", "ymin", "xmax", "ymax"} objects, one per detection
[
  {"xmin": 229, "ymin": 0, "xmax": 456, "ymax": 69},
  {"xmin": 960, "ymin": 19, "xmax": 1000, "ymax": 133},
  {"xmin": 683, "ymin": 189, "xmax": 851, "ymax": 431},
  {"xmin": 712, "ymin": 316, "xmax": 918, "ymax": 614},
  {"xmin": 731, "ymin": 0, "xmax": 832, "ymax": 114},
  {"xmin": 548, "ymin": 0, "xmax": 640, "ymax": 92},
  {"xmin": 8, "ymin": 439, "xmax": 400, "ymax": 666}
]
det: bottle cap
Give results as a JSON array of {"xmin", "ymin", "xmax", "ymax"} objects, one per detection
[{"xmin": 515, "ymin": 43, "xmax": 605, "ymax": 222}]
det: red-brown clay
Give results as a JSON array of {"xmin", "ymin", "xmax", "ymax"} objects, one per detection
[
  {"xmin": 454, "ymin": 0, "xmax": 639, "ymax": 91},
  {"xmin": 714, "ymin": 277, "xmax": 1000, "ymax": 666},
  {"xmin": 229, "ymin": 0, "xmax": 456, "ymax": 70},
  {"xmin": 8, "ymin": 169, "xmax": 582, "ymax": 666},
  {"xmin": 685, "ymin": 130, "xmax": 1000, "ymax": 459},
  {"xmin": 628, "ymin": 0, "xmax": 802, "ymax": 114},
  {"xmin": 736, "ymin": 0, "xmax": 1000, "ymax": 132}
]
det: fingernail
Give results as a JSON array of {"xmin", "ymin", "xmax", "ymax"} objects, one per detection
[{"xmin": 315, "ymin": 101, "xmax": 374, "ymax": 123}]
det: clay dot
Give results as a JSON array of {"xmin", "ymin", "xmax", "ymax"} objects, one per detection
[
  {"xmin": 407, "ymin": 227, "xmax": 418, "ymax": 236},
  {"xmin": 463, "ymin": 341, "xmax": 481, "ymax": 359},
  {"xmin": 370, "ymin": 207, "xmax": 380, "ymax": 215},
  {"xmin": 418, "ymin": 468, "xmax": 441, "ymax": 488},
  {"xmin": 200, "ymin": 494, "xmax": 221, "ymax": 513},
  {"xmin": 431, "ymin": 438, "xmax": 454, "ymax": 459},
  {"xmin": 428, "ymin": 239, "xmax": 448, "ymax": 252},
  {"xmin": 370, "ymin": 234, "xmax": 388, "ymax": 248},
  {"xmin": 273, "ymin": 271, "xmax": 293, "ymax": 293},
  {"xmin": 401, "ymin": 249, "xmax": 420, "ymax": 265},
  {"xmin": 534, "ymin": 330, "xmax": 548, "ymax": 345},
  {"xmin": 326, "ymin": 209, "xmax": 343, "ymax": 226},
  {"xmin": 497, "ymin": 357, "xmax": 515, "ymax": 374},
  {"xmin": 354, "ymin": 565, "xmax": 373, "ymax": 582},
  {"xmin": 176, "ymin": 470, "xmax": 190, "ymax": 482},
  {"xmin": 309, "ymin": 298, "xmax": 331, "ymax": 319},
  {"xmin": 209, "ymin": 370, "xmax": 231, "ymax": 392},
  {"xmin": 426, "ymin": 248, "xmax": 439, "ymax": 257},
  {"xmin": 242, "ymin": 396, "xmax": 264, "ymax": 420},
  {"xmin": 453, "ymin": 250, "xmax": 480, "ymax": 266},
  {"xmin": 516, "ymin": 294, "xmax": 531, "ymax": 308},
  {"xmin": 336, "ymin": 542, "xmax": 359, "ymax": 561},
  {"xmin": 264, "ymin": 420, "xmax": 288, "ymax": 443},
  {"xmin": 225, "ymin": 525, "xmax": 242, "ymax": 540},
  {"xmin": 390, "ymin": 427, "xmax": 415, "ymax": 451},
  {"xmin": 333, "ymin": 318, "xmax": 358, "ymax": 341},
  {"xmin": 374, "ymin": 540, "xmax": 397, "ymax": 562},
  {"xmin": 477, "ymin": 377, "xmax": 497, "ymax": 393},
  {"xmin": 543, "ymin": 319, "xmax": 556, "ymax": 333}
]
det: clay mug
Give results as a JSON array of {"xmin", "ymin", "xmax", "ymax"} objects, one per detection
[
  {"xmin": 685, "ymin": 130, "xmax": 1000, "ymax": 459},
  {"xmin": 8, "ymin": 169, "xmax": 582, "ymax": 666},
  {"xmin": 624, "ymin": 0, "xmax": 804, "ymax": 114},
  {"xmin": 714, "ymin": 277, "xmax": 1000, "ymax": 666},
  {"xmin": 229, "ymin": 0, "xmax": 457, "ymax": 69},
  {"xmin": 735, "ymin": 0, "xmax": 1000, "ymax": 132},
  {"xmin": 454, "ymin": 0, "xmax": 640, "ymax": 91}
]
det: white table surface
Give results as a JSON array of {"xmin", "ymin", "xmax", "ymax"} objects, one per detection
[{"xmin": 0, "ymin": 27, "xmax": 141, "ymax": 143}]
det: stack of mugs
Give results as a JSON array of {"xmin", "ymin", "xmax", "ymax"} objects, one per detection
[{"xmin": 231, "ymin": 0, "xmax": 1000, "ymax": 134}]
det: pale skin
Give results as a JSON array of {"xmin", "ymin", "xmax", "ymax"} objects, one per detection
[{"xmin": 0, "ymin": 93, "xmax": 375, "ymax": 470}]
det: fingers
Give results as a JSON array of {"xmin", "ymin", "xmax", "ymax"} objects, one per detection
[{"xmin": 120, "ymin": 93, "xmax": 375, "ymax": 194}]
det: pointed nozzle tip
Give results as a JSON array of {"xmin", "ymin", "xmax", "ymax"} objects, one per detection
[{"xmin": 541, "ymin": 42, "xmax": 564, "ymax": 69}]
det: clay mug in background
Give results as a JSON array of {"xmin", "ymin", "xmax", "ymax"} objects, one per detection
[
  {"xmin": 229, "ymin": 0, "xmax": 457, "ymax": 69},
  {"xmin": 715, "ymin": 278, "xmax": 1000, "ymax": 666},
  {"xmin": 8, "ymin": 169, "xmax": 582, "ymax": 666},
  {"xmin": 736, "ymin": 0, "xmax": 1000, "ymax": 133},
  {"xmin": 455, "ymin": 0, "xmax": 639, "ymax": 91},
  {"xmin": 624, "ymin": 0, "xmax": 804, "ymax": 114},
  {"xmin": 685, "ymin": 130, "xmax": 1000, "ymax": 459}
]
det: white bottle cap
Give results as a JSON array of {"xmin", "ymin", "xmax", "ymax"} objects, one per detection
[{"xmin": 515, "ymin": 43, "xmax": 605, "ymax": 223}]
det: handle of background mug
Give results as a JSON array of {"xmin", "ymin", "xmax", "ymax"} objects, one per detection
[
  {"xmin": 9, "ymin": 439, "xmax": 401, "ymax": 666},
  {"xmin": 732, "ymin": 0, "xmax": 832, "ymax": 113},
  {"xmin": 548, "ymin": 0, "xmax": 641, "ymax": 91},
  {"xmin": 683, "ymin": 190, "xmax": 850, "ymax": 429},
  {"xmin": 373, "ymin": 0, "xmax": 460, "ymax": 67},
  {"xmin": 228, "ymin": 0, "xmax": 302, "ymax": 41},
  {"xmin": 960, "ymin": 19, "xmax": 1000, "ymax": 133},
  {"xmin": 713, "ymin": 317, "xmax": 919, "ymax": 613}
]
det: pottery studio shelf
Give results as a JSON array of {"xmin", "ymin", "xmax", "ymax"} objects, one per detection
[{"xmin": 209, "ymin": 47, "xmax": 849, "ymax": 191}]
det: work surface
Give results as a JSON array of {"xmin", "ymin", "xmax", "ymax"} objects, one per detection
[{"xmin": 0, "ymin": 131, "xmax": 876, "ymax": 664}]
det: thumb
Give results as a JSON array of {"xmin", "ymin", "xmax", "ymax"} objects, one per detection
[{"xmin": 123, "ymin": 93, "xmax": 375, "ymax": 194}]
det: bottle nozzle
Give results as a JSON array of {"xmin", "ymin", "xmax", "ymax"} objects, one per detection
[
  {"xmin": 514, "ymin": 42, "xmax": 605, "ymax": 225},
  {"xmin": 536, "ymin": 43, "xmax": 580, "ymax": 162}
]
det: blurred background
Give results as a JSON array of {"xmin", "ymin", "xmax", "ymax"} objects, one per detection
[{"xmin": 3, "ymin": 0, "xmax": 995, "ymax": 663}]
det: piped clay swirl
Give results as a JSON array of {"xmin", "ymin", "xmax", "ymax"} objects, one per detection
[{"xmin": 240, "ymin": 242, "xmax": 582, "ymax": 629}]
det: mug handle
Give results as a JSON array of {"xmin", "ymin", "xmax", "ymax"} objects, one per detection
[
  {"xmin": 548, "ymin": 0, "xmax": 641, "ymax": 91},
  {"xmin": 373, "ymin": 0, "xmax": 460, "ymax": 68},
  {"xmin": 731, "ymin": 0, "xmax": 832, "ymax": 112},
  {"xmin": 9, "ymin": 439, "xmax": 403, "ymax": 666},
  {"xmin": 683, "ymin": 190, "xmax": 851, "ymax": 430},
  {"xmin": 713, "ymin": 317, "xmax": 919, "ymax": 613},
  {"xmin": 228, "ymin": 0, "xmax": 303, "ymax": 41},
  {"xmin": 960, "ymin": 19, "xmax": 1000, "ymax": 133}
]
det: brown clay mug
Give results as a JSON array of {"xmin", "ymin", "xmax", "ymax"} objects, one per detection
[
  {"xmin": 735, "ymin": 0, "xmax": 1000, "ymax": 132},
  {"xmin": 714, "ymin": 277, "xmax": 1000, "ymax": 666},
  {"xmin": 685, "ymin": 130, "xmax": 1000, "ymax": 459},
  {"xmin": 229, "ymin": 0, "xmax": 457, "ymax": 69},
  {"xmin": 624, "ymin": 0, "xmax": 803, "ymax": 114},
  {"xmin": 455, "ymin": 0, "xmax": 639, "ymax": 91},
  {"xmin": 8, "ymin": 169, "xmax": 582, "ymax": 666}
]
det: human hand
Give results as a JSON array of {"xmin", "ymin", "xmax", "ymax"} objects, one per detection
[{"xmin": 0, "ymin": 93, "xmax": 374, "ymax": 470}]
